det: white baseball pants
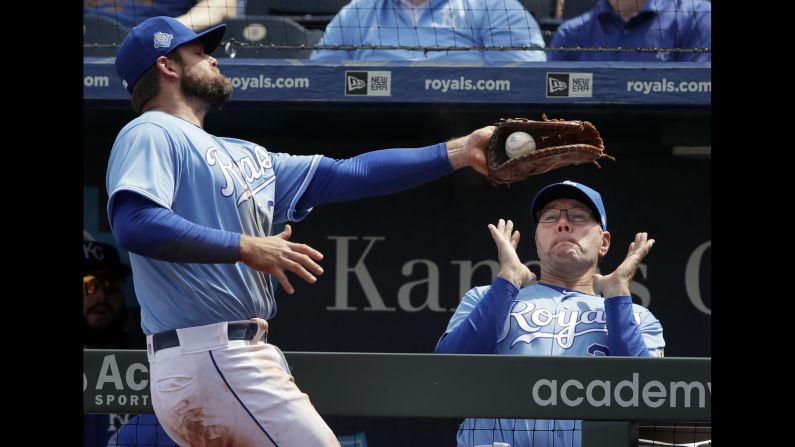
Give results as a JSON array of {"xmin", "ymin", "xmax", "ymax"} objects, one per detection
[{"xmin": 146, "ymin": 319, "xmax": 340, "ymax": 447}]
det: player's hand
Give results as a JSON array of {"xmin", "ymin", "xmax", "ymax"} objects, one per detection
[
  {"xmin": 592, "ymin": 232, "xmax": 655, "ymax": 298},
  {"xmin": 239, "ymin": 224, "xmax": 324, "ymax": 294},
  {"xmin": 488, "ymin": 219, "xmax": 536, "ymax": 289},
  {"xmin": 446, "ymin": 125, "xmax": 495, "ymax": 176}
]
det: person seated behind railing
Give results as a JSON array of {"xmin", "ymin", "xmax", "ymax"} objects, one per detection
[
  {"xmin": 310, "ymin": 0, "xmax": 547, "ymax": 62},
  {"xmin": 84, "ymin": 0, "xmax": 241, "ymax": 30},
  {"xmin": 83, "ymin": 240, "xmax": 142, "ymax": 350},
  {"xmin": 83, "ymin": 240, "xmax": 177, "ymax": 447},
  {"xmin": 548, "ymin": 0, "xmax": 711, "ymax": 61},
  {"xmin": 435, "ymin": 180, "xmax": 666, "ymax": 447}
]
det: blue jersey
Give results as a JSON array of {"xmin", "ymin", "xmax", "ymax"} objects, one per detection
[
  {"xmin": 311, "ymin": 0, "xmax": 546, "ymax": 62},
  {"xmin": 445, "ymin": 283, "xmax": 665, "ymax": 447},
  {"xmin": 548, "ymin": 0, "xmax": 711, "ymax": 62},
  {"xmin": 106, "ymin": 111, "xmax": 321, "ymax": 334}
]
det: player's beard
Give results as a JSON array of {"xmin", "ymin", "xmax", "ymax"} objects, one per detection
[{"xmin": 181, "ymin": 65, "xmax": 233, "ymax": 111}]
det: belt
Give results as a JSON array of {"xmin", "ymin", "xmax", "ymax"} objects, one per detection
[{"xmin": 152, "ymin": 322, "xmax": 264, "ymax": 353}]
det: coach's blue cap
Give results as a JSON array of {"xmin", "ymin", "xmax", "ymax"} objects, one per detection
[
  {"xmin": 115, "ymin": 16, "xmax": 226, "ymax": 94},
  {"xmin": 531, "ymin": 180, "xmax": 607, "ymax": 230}
]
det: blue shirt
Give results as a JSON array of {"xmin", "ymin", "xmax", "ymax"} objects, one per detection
[
  {"xmin": 84, "ymin": 1, "xmax": 245, "ymax": 27},
  {"xmin": 549, "ymin": 0, "xmax": 711, "ymax": 62},
  {"xmin": 84, "ymin": 1, "xmax": 197, "ymax": 27},
  {"xmin": 311, "ymin": 0, "xmax": 546, "ymax": 62},
  {"xmin": 445, "ymin": 282, "xmax": 665, "ymax": 447},
  {"xmin": 106, "ymin": 111, "xmax": 321, "ymax": 334}
]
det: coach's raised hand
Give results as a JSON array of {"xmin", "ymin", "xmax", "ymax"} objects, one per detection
[
  {"xmin": 239, "ymin": 224, "xmax": 325, "ymax": 294},
  {"xmin": 593, "ymin": 232, "xmax": 655, "ymax": 298},
  {"xmin": 488, "ymin": 218, "xmax": 536, "ymax": 289}
]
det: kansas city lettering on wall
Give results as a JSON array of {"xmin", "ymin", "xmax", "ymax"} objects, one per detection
[{"xmin": 325, "ymin": 236, "xmax": 711, "ymax": 315}]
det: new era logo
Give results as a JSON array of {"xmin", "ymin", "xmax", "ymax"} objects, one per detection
[
  {"xmin": 345, "ymin": 71, "xmax": 392, "ymax": 97},
  {"xmin": 548, "ymin": 77, "xmax": 568, "ymax": 94},
  {"xmin": 546, "ymin": 73, "xmax": 593, "ymax": 98},
  {"xmin": 347, "ymin": 76, "xmax": 366, "ymax": 91},
  {"xmin": 345, "ymin": 72, "xmax": 368, "ymax": 95}
]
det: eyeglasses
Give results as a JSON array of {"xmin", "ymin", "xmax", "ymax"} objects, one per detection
[
  {"xmin": 536, "ymin": 207, "xmax": 594, "ymax": 224},
  {"xmin": 83, "ymin": 275, "xmax": 121, "ymax": 295}
]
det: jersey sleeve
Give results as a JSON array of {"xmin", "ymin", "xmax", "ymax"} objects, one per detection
[
  {"xmin": 269, "ymin": 152, "xmax": 322, "ymax": 223},
  {"xmin": 445, "ymin": 286, "xmax": 487, "ymax": 333},
  {"xmin": 436, "ymin": 280, "xmax": 519, "ymax": 354},
  {"xmin": 106, "ymin": 122, "xmax": 181, "ymax": 222},
  {"xmin": 636, "ymin": 304, "xmax": 666, "ymax": 357}
]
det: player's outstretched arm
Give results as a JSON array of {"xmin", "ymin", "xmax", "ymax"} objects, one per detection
[
  {"xmin": 446, "ymin": 126, "xmax": 496, "ymax": 176},
  {"xmin": 488, "ymin": 218, "xmax": 536, "ymax": 289},
  {"xmin": 296, "ymin": 126, "xmax": 495, "ymax": 210},
  {"xmin": 593, "ymin": 232, "xmax": 655, "ymax": 298},
  {"xmin": 239, "ymin": 225, "xmax": 325, "ymax": 295}
]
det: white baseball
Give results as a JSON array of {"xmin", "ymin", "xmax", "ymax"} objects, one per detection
[{"xmin": 505, "ymin": 131, "xmax": 536, "ymax": 158}]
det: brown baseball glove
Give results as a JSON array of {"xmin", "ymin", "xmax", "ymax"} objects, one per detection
[{"xmin": 486, "ymin": 115, "xmax": 614, "ymax": 185}]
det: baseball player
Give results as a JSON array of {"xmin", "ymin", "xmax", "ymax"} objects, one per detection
[
  {"xmin": 105, "ymin": 16, "xmax": 494, "ymax": 446},
  {"xmin": 435, "ymin": 180, "xmax": 665, "ymax": 447}
]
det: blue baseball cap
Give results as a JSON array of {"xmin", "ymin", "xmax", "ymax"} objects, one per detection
[
  {"xmin": 83, "ymin": 240, "xmax": 131, "ymax": 277},
  {"xmin": 530, "ymin": 180, "xmax": 608, "ymax": 230},
  {"xmin": 115, "ymin": 16, "xmax": 226, "ymax": 94}
]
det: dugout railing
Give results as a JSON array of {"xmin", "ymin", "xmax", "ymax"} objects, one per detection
[{"xmin": 84, "ymin": 350, "xmax": 711, "ymax": 446}]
